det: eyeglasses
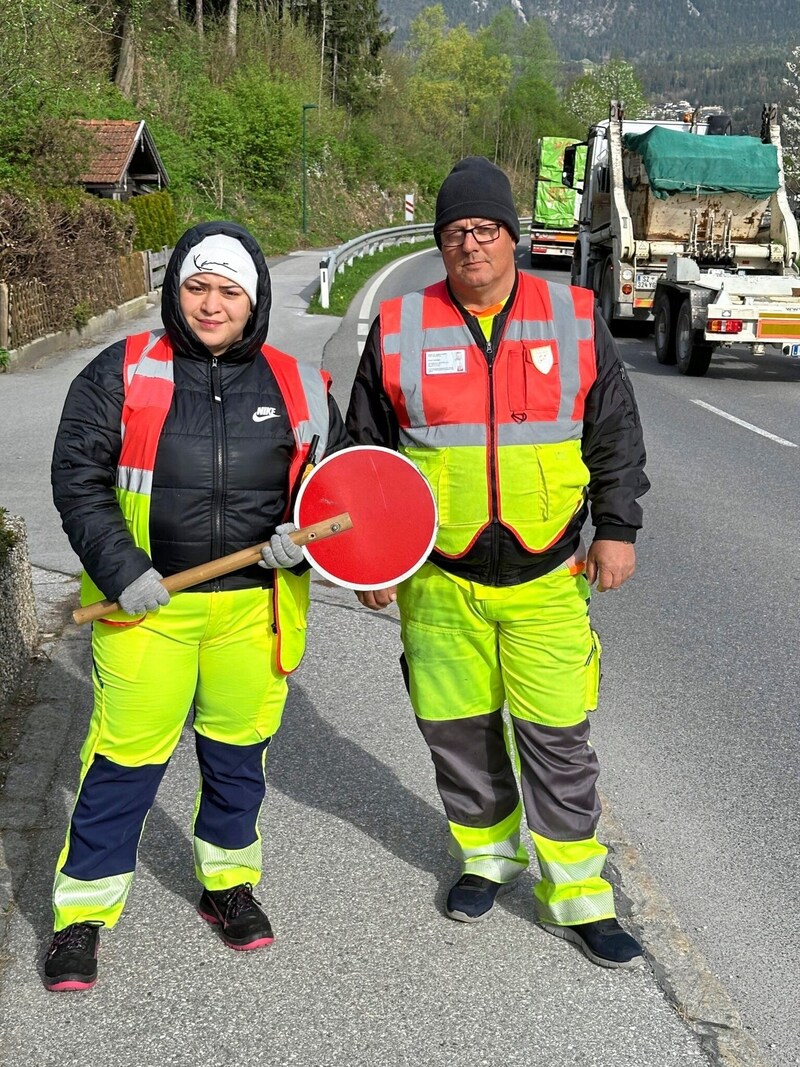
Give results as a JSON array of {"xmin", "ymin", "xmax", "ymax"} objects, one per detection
[{"xmin": 439, "ymin": 223, "xmax": 501, "ymax": 248}]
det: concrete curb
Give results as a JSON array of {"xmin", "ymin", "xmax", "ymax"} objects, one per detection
[
  {"xmin": 604, "ymin": 817, "xmax": 770, "ymax": 1067},
  {"xmin": 0, "ymin": 516, "xmax": 38, "ymax": 709}
]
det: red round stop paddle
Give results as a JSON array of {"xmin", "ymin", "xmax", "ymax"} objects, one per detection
[{"xmin": 295, "ymin": 445, "xmax": 437, "ymax": 590}]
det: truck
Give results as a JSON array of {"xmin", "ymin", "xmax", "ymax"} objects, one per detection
[
  {"xmin": 562, "ymin": 101, "xmax": 800, "ymax": 375},
  {"xmin": 529, "ymin": 136, "xmax": 585, "ymax": 267}
]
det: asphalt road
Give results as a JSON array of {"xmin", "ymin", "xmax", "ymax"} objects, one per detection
[
  {"xmin": 328, "ymin": 247, "xmax": 800, "ymax": 1067},
  {"xmin": 1, "ymin": 245, "xmax": 797, "ymax": 1067}
]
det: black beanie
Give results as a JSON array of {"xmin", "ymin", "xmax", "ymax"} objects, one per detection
[{"xmin": 434, "ymin": 156, "xmax": 520, "ymax": 248}]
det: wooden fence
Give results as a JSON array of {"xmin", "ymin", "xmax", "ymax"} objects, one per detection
[{"xmin": 0, "ymin": 249, "xmax": 169, "ymax": 351}]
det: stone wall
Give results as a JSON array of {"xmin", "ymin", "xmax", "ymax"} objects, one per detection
[{"xmin": 0, "ymin": 515, "xmax": 38, "ymax": 705}]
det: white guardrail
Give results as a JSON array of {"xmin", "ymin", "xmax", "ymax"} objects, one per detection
[{"xmin": 318, "ymin": 217, "xmax": 533, "ymax": 309}]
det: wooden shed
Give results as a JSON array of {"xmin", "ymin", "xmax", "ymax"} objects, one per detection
[{"xmin": 77, "ymin": 119, "xmax": 169, "ymax": 201}]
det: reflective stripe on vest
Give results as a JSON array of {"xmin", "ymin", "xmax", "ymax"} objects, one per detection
[
  {"xmin": 379, "ymin": 276, "xmax": 597, "ymax": 555},
  {"xmin": 81, "ymin": 331, "xmax": 331, "ymax": 672}
]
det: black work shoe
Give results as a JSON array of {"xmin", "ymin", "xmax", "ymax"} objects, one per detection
[
  {"xmin": 540, "ymin": 917, "xmax": 644, "ymax": 969},
  {"xmin": 44, "ymin": 921, "xmax": 103, "ymax": 992},
  {"xmin": 198, "ymin": 882, "xmax": 274, "ymax": 950},
  {"xmin": 446, "ymin": 874, "xmax": 510, "ymax": 923}
]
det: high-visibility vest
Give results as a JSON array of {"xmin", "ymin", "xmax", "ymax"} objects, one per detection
[
  {"xmin": 80, "ymin": 329, "xmax": 332, "ymax": 673},
  {"xmin": 379, "ymin": 275, "xmax": 597, "ymax": 557}
]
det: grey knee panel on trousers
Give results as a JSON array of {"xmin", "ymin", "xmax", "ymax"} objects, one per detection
[
  {"xmin": 415, "ymin": 710, "xmax": 519, "ymax": 828},
  {"xmin": 512, "ymin": 717, "xmax": 602, "ymax": 841}
]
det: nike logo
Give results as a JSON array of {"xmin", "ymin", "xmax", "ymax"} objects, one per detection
[{"xmin": 252, "ymin": 406, "xmax": 279, "ymax": 422}]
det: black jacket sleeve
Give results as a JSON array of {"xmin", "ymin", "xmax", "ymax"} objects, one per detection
[
  {"xmin": 345, "ymin": 318, "xmax": 399, "ymax": 448},
  {"xmin": 582, "ymin": 311, "xmax": 650, "ymax": 541},
  {"xmin": 325, "ymin": 391, "xmax": 353, "ymax": 455},
  {"xmin": 51, "ymin": 341, "xmax": 153, "ymax": 600}
]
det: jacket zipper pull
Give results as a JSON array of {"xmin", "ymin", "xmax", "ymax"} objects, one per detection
[{"xmin": 211, "ymin": 357, "xmax": 222, "ymax": 402}]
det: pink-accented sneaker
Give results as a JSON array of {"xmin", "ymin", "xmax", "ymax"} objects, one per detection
[
  {"xmin": 44, "ymin": 921, "xmax": 103, "ymax": 991},
  {"xmin": 198, "ymin": 883, "xmax": 274, "ymax": 950}
]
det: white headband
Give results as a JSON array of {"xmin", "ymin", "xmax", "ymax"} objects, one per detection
[{"xmin": 179, "ymin": 235, "xmax": 258, "ymax": 306}]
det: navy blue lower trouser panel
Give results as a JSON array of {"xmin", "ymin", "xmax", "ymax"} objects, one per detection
[
  {"xmin": 62, "ymin": 754, "xmax": 168, "ymax": 880},
  {"xmin": 194, "ymin": 732, "xmax": 271, "ymax": 850}
]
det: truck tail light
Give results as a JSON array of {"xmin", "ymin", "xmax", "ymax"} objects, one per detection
[{"xmin": 707, "ymin": 319, "xmax": 743, "ymax": 334}]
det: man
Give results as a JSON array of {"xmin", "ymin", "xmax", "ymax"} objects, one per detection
[
  {"xmin": 46, "ymin": 221, "xmax": 349, "ymax": 991},
  {"xmin": 346, "ymin": 156, "xmax": 649, "ymax": 969}
]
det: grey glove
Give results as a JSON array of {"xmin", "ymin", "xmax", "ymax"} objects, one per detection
[
  {"xmin": 117, "ymin": 567, "xmax": 170, "ymax": 615},
  {"xmin": 259, "ymin": 523, "xmax": 305, "ymax": 570}
]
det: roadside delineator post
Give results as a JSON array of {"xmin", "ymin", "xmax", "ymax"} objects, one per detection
[
  {"xmin": 404, "ymin": 193, "xmax": 415, "ymax": 222},
  {"xmin": 319, "ymin": 260, "xmax": 330, "ymax": 310},
  {"xmin": 0, "ymin": 282, "xmax": 9, "ymax": 351}
]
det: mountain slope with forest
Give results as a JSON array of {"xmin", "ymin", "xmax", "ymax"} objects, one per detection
[
  {"xmin": 383, "ymin": 0, "xmax": 800, "ymax": 58},
  {"xmin": 381, "ymin": 0, "xmax": 799, "ymax": 133}
]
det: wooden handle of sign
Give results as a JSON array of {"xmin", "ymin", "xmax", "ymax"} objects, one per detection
[{"xmin": 72, "ymin": 512, "xmax": 352, "ymax": 626}]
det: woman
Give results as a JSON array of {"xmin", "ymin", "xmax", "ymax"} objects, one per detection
[{"xmin": 45, "ymin": 221, "xmax": 349, "ymax": 991}]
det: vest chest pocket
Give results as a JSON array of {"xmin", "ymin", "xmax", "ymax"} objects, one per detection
[{"xmin": 504, "ymin": 341, "xmax": 561, "ymax": 422}]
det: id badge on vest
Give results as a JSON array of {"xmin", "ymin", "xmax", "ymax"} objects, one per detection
[{"xmin": 424, "ymin": 349, "xmax": 467, "ymax": 375}]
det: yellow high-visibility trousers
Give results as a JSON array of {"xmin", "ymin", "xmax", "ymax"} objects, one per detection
[
  {"xmin": 397, "ymin": 561, "xmax": 614, "ymax": 925},
  {"xmin": 53, "ymin": 587, "xmax": 288, "ymax": 930}
]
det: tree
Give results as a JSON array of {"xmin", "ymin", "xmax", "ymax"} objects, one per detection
[
  {"xmin": 227, "ymin": 0, "xmax": 239, "ymax": 57},
  {"xmin": 478, "ymin": 12, "xmax": 579, "ymax": 170},
  {"xmin": 298, "ymin": 0, "xmax": 392, "ymax": 114},
  {"xmin": 564, "ymin": 60, "xmax": 648, "ymax": 128},
  {"xmin": 406, "ymin": 6, "xmax": 511, "ymax": 159}
]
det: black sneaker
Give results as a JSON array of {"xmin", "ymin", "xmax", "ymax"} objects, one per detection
[
  {"xmin": 445, "ymin": 874, "xmax": 510, "ymax": 923},
  {"xmin": 198, "ymin": 883, "xmax": 274, "ymax": 950},
  {"xmin": 44, "ymin": 921, "xmax": 103, "ymax": 992},
  {"xmin": 540, "ymin": 917, "xmax": 644, "ymax": 969}
]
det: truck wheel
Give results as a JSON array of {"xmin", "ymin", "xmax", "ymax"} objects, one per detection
[
  {"xmin": 675, "ymin": 299, "xmax": 714, "ymax": 376},
  {"xmin": 600, "ymin": 263, "xmax": 616, "ymax": 330},
  {"xmin": 653, "ymin": 291, "xmax": 677, "ymax": 364}
]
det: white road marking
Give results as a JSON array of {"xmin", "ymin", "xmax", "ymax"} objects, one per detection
[
  {"xmin": 357, "ymin": 247, "xmax": 435, "ymax": 339},
  {"xmin": 691, "ymin": 399, "xmax": 798, "ymax": 448}
]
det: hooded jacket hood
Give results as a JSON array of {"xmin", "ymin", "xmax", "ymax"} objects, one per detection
[{"xmin": 161, "ymin": 220, "xmax": 272, "ymax": 363}]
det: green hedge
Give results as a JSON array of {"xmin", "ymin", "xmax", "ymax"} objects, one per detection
[{"xmin": 130, "ymin": 191, "xmax": 179, "ymax": 252}]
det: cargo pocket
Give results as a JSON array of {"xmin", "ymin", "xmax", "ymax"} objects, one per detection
[{"xmin": 585, "ymin": 628, "xmax": 602, "ymax": 713}]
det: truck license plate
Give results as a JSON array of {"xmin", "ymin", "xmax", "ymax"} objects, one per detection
[{"xmin": 635, "ymin": 273, "xmax": 658, "ymax": 290}]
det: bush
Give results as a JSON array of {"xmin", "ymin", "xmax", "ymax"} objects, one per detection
[
  {"xmin": 129, "ymin": 191, "xmax": 179, "ymax": 252},
  {"xmin": 0, "ymin": 191, "xmax": 135, "ymax": 330}
]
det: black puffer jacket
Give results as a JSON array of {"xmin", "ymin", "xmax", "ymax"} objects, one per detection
[{"xmin": 52, "ymin": 221, "xmax": 349, "ymax": 600}]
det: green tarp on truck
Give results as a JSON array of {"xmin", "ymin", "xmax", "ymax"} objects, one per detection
[
  {"xmin": 534, "ymin": 137, "xmax": 585, "ymax": 227},
  {"xmin": 622, "ymin": 125, "xmax": 780, "ymax": 200}
]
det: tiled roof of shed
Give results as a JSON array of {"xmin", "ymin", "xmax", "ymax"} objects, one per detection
[{"xmin": 76, "ymin": 119, "xmax": 143, "ymax": 184}]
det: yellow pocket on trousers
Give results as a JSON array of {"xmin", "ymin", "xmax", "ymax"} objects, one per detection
[{"xmin": 585, "ymin": 628, "xmax": 602, "ymax": 712}]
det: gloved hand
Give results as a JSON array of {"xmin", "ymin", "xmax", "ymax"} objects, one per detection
[
  {"xmin": 117, "ymin": 567, "xmax": 171, "ymax": 615},
  {"xmin": 258, "ymin": 523, "xmax": 305, "ymax": 570}
]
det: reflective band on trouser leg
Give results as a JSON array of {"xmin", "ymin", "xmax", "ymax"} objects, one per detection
[
  {"xmin": 52, "ymin": 872, "xmax": 135, "ymax": 932},
  {"xmin": 193, "ymin": 734, "xmax": 270, "ymax": 891},
  {"xmin": 531, "ymin": 832, "xmax": 615, "ymax": 924},
  {"xmin": 449, "ymin": 802, "xmax": 529, "ymax": 882}
]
